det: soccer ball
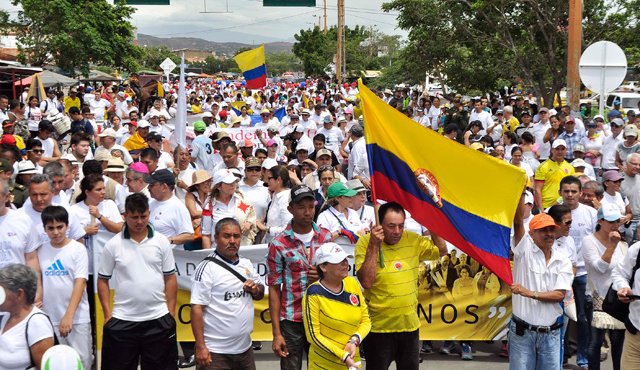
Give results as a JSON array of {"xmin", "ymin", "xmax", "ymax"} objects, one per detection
[{"xmin": 41, "ymin": 344, "xmax": 83, "ymax": 370}]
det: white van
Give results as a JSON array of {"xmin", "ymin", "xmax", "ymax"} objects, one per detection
[{"xmin": 606, "ymin": 92, "xmax": 640, "ymax": 112}]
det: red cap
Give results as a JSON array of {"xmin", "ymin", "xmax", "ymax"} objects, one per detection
[{"xmin": 0, "ymin": 134, "xmax": 16, "ymax": 146}]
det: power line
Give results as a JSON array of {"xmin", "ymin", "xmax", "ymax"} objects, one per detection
[{"xmin": 347, "ymin": 12, "xmax": 399, "ymax": 27}]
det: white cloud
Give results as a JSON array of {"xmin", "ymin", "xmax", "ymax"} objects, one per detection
[{"xmin": 1, "ymin": 0, "xmax": 405, "ymax": 43}]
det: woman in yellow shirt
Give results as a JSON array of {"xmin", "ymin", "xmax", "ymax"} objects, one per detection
[{"xmin": 303, "ymin": 243, "xmax": 371, "ymax": 369}]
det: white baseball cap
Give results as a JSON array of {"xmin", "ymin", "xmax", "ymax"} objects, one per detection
[
  {"xmin": 261, "ymin": 158, "xmax": 278, "ymax": 170},
  {"xmin": 314, "ymin": 242, "xmax": 353, "ymax": 265},
  {"xmin": 213, "ymin": 169, "xmax": 239, "ymax": 187},
  {"xmin": 551, "ymin": 139, "xmax": 567, "ymax": 149},
  {"xmin": 137, "ymin": 120, "xmax": 151, "ymax": 128}
]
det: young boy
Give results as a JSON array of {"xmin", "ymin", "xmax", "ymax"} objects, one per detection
[{"xmin": 38, "ymin": 205, "xmax": 92, "ymax": 369}]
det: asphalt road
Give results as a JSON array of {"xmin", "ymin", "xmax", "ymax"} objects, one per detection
[{"xmin": 181, "ymin": 341, "xmax": 615, "ymax": 370}]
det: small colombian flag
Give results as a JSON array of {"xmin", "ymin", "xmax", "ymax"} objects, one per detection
[{"xmin": 233, "ymin": 45, "xmax": 267, "ymax": 89}]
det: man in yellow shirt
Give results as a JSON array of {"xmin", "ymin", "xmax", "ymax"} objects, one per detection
[
  {"xmin": 534, "ymin": 139, "xmax": 575, "ymax": 210},
  {"xmin": 355, "ymin": 202, "xmax": 447, "ymax": 370},
  {"xmin": 63, "ymin": 88, "xmax": 81, "ymax": 114}
]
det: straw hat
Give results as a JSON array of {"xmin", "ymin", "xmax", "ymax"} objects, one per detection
[{"xmin": 191, "ymin": 170, "xmax": 212, "ymax": 186}]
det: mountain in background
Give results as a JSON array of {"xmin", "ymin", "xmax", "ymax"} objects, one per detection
[{"xmin": 137, "ymin": 33, "xmax": 293, "ymax": 58}]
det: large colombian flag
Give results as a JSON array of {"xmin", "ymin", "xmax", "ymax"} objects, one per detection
[
  {"xmin": 360, "ymin": 81, "xmax": 526, "ymax": 285},
  {"xmin": 233, "ymin": 45, "xmax": 267, "ymax": 89}
]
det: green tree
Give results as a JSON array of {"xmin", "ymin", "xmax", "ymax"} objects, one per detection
[
  {"xmin": 11, "ymin": 0, "xmax": 142, "ymax": 76},
  {"xmin": 293, "ymin": 25, "xmax": 392, "ymax": 79},
  {"xmin": 292, "ymin": 26, "xmax": 335, "ymax": 77},
  {"xmin": 266, "ymin": 52, "xmax": 303, "ymax": 76},
  {"xmin": 383, "ymin": 0, "xmax": 639, "ymax": 106},
  {"xmin": 139, "ymin": 45, "xmax": 180, "ymax": 70}
]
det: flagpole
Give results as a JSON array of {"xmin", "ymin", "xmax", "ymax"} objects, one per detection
[
  {"xmin": 359, "ymin": 79, "xmax": 385, "ymax": 268},
  {"xmin": 173, "ymin": 52, "xmax": 187, "ymax": 170}
]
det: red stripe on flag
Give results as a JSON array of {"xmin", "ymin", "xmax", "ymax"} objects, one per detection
[{"xmin": 373, "ymin": 171, "xmax": 513, "ymax": 285}]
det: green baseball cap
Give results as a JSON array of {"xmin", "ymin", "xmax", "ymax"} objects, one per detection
[
  {"xmin": 327, "ymin": 181, "xmax": 357, "ymax": 199},
  {"xmin": 0, "ymin": 158, "xmax": 12, "ymax": 173},
  {"xmin": 193, "ymin": 120, "xmax": 207, "ymax": 132}
]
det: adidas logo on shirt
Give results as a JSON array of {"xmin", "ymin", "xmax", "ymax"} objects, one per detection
[{"xmin": 45, "ymin": 259, "xmax": 70, "ymax": 276}]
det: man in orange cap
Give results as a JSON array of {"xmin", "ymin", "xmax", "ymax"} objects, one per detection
[{"xmin": 511, "ymin": 199, "xmax": 574, "ymax": 370}]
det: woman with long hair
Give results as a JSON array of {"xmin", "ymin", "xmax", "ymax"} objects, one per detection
[
  {"xmin": 25, "ymin": 95, "xmax": 42, "ymax": 138},
  {"xmin": 583, "ymin": 204, "xmax": 627, "ymax": 370},
  {"xmin": 257, "ymin": 165, "xmax": 292, "ymax": 244},
  {"xmin": 184, "ymin": 170, "xmax": 212, "ymax": 251},
  {"xmin": 71, "ymin": 174, "xmax": 124, "ymax": 239},
  {"xmin": 463, "ymin": 120, "xmax": 483, "ymax": 146}
]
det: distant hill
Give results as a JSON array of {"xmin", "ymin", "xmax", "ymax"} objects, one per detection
[{"xmin": 137, "ymin": 34, "xmax": 293, "ymax": 58}]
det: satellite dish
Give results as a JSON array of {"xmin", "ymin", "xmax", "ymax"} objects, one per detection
[{"xmin": 579, "ymin": 41, "xmax": 627, "ymax": 115}]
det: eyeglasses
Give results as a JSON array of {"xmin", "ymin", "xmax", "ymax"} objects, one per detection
[{"xmin": 29, "ymin": 149, "xmax": 45, "ymax": 154}]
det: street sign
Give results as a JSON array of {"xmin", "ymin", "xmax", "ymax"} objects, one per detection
[
  {"xmin": 579, "ymin": 41, "xmax": 627, "ymax": 115},
  {"xmin": 263, "ymin": 0, "xmax": 316, "ymax": 6},
  {"xmin": 160, "ymin": 58, "xmax": 177, "ymax": 75}
]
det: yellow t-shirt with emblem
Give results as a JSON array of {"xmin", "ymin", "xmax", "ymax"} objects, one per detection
[
  {"xmin": 355, "ymin": 231, "xmax": 440, "ymax": 333},
  {"xmin": 534, "ymin": 159, "xmax": 575, "ymax": 208},
  {"xmin": 303, "ymin": 276, "xmax": 371, "ymax": 369}
]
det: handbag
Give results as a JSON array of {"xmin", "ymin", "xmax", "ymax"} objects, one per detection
[{"xmin": 602, "ymin": 249, "xmax": 640, "ymax": 324}]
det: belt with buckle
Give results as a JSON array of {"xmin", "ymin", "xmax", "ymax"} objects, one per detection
[{"xmin": 513, "ymin": 316, "xmax": 562, "ymax": 333}]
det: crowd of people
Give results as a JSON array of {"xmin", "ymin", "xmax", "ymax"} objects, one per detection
[{"xmin": 1, "ymin": 75, "xmax": 640, "ymax": 370}]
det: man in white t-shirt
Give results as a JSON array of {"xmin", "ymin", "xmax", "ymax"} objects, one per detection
[
  {"xmin": 89, "ymin": 90, "xmax": 111, "ymax": 124},
  {"xmin": 191, "ymin": 218, "xmax": 264, "ymax": 369},
  {"xmin": 98, "ymin": 192, "xmax": 178, "ymax": 370},
  {"xmin": 0, "ymin": 179, "xmax": 37, "ymax": 271},
  {"xmin": 317, "ymin": 116, "xmax": 345, "ymax": 156},
  {"xmin": 190, "ymin": 121, "xmax": 215, "ymax": 175},
  {"xmin": 468, "ymin": 100, "xmax": 493, "ymax": 134},
  {"xmin": 19, "ymin": 174, "xmax": 85, "ymax": 252},
  {"xmin": 39, "ymin": 205, "xmax": 92, "ymax": 370},
  {"xmin": 146, "ymin": 169, "xmax": 194, "ymax": 248},
  {"xmin": 559, "ymin": 175, "xmax": 596, "ymax": 368}
]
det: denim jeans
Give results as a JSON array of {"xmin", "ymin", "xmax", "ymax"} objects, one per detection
[
  {"xmin": 573, "ymin": 275, "xmax": 592, "ymax": 367},
  {"xmin": 279, "ymin": 320, "xmax": 309, "ymax": 370},
  {"xmin": 588, "ymin": 328, "xmax": 625, "ymax": 370},
  {"xmin": 508, "ymin": 320, "xmax": 562, "ymax": 370}
]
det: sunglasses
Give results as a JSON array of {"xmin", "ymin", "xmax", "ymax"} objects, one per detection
[
  {"xmin": 29, "ymin": 149, "xmax": 45, "ymax": 154},
  {"xmin": 246, "ymin": 167, "xmax": 261, "ymax": 172}
]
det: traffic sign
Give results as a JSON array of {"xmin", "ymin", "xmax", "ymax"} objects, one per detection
[
  {"xmin": 160, "ymin": 58, "xmax": 177, "ymax": 75},
  {"xmin": 579, "ymin": 41, "xmax": 627, "ymax": 115}
]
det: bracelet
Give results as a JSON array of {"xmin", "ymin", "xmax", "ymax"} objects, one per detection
[
  {"xmin": 342, "ymin": 352, "xmax": 351, "ymax": 363},
  {"xmin": 533, "ymin": 291, "xmax": 539, "ymax": 300},
  {"xmin": 348, "ymin": 335, "xmax": 360, "ymax": 346},
  {"xmin": 97, "ymin": 215, "xmax": 103, "ymax": 220}
]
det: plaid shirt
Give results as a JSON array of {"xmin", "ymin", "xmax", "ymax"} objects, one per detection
[
  {"xmin": 266, "ymin": 222, "xmax": 332, "ymax": 322},
  {"xmin": 558, "ymin": 130, "xmax": 583, "ymax": 160}
]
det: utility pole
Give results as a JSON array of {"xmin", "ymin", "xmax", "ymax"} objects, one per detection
[
  {"xmin": 336, "ymin": 0, "xmax": 344, "ymax": 83},
  {"xmin": 567, "ymin": 0, "xmax": 582, "ymax": 114},
  {"xmin": 323, "ymin": 0, "xmax": 327, "ymax": 34}
]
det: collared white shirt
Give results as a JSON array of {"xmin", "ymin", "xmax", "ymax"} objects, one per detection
[
  {"xmin": 351, "ymin": 137, "xmax": 369, "ymax": 180},
  {"xmin": 512, "ymin": 234, "xmax": 573, "ymax": 325}
]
